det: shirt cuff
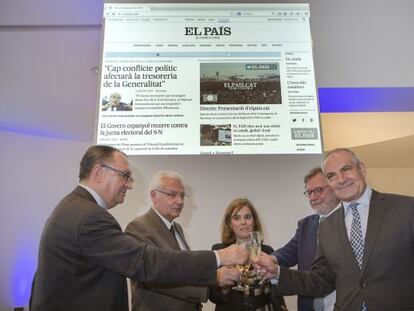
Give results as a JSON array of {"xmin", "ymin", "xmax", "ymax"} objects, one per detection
[
  {"xmin": 213, "ymin": 250, "xmax": 221, "ymax": 267},
  {"xmin": 270, "ymin": 265, "xmax": 280, "ymax": 285}
]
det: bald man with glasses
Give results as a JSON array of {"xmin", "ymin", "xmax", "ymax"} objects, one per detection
[
  {"xmin": 30, "ymin": 146, "xmax": 247, "ymax": 311},
  {"xmin": 273, "ymin": 167, "xmax": 339, "ymax": 311}
]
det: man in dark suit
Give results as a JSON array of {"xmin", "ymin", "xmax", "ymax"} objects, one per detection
[
  {"xmin": 30, "ymin": 145, "xmax": 247, "ymax": 311},
  {"xmin": 125, "ymin": 170, "xmax": 213, "ymax": 310},
  {"xmin": 257, "ymin": 148, "xmax": 414, "ymax": 310},
  {"xmin": 274, "ymin": 167, "xmax": 339, "ymax": 311}
]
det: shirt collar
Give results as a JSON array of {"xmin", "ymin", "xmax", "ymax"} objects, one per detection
[
  {"xmin": 78, "ymin": 183, "xmax": 108, "ymax": 209},
  {"xmin": 342, "ymin": 186, "xmax": 372, "ymax": 211},
  {"xmin": 152, "ymin": 207, "xmax": 174, "ymax": 229}
]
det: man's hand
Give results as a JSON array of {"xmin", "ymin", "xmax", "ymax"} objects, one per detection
[
  {"xmin": 252, "ymin": 252, "xmax": 279, "ymax": 280},
  {"xmin": 217, "ymin": 244, "xmax": 248, "ymax": 266},
  {"xmin": 216, "ymin": 266, "xmax": 241, "ymax": 287}
]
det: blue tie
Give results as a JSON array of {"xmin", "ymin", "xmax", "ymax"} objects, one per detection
[{"xmin": 349, "ymin": 203, "xmax": 367, "ymax": 311}]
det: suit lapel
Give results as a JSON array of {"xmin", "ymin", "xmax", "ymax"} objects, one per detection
[
  {"xmin": 361, "ymin": 190, "xmax": 386, "ymax": 274},
  {"xmin": 174, "ymin": 223, "xmax": 191, "ymax": 250},
  {"xmin": 309, "ymin": 215, "xmax": 319, "ymax": 257},
  {"xmin": 148, "ymin": 209, "xmax": 181, "ymax": 250},
  {"xmin": 335, "ymin": 205, "xmax": 362, "ymax": 273}
]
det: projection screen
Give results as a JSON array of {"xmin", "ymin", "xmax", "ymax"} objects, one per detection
[{"xmin": 96, "ymin": 2, "xmax": 321, "ymax": 155}]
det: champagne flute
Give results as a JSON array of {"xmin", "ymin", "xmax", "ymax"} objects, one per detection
[
  {"xmin": 233, "ymin": 239, "xmax": 249, "ymax": 291},
  {"xmin": 248, "ymin": 231, "xmax": 261, "ymax": 260},
  {"xmin": 248, "ymin": 231, "xmax": 262, "ymax": 283}
]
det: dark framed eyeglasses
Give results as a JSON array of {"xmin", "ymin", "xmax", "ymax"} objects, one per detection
[
  {"xmin": 303, "ymin": 186, "xmax": 329, "ymax": 197},
  {"xmin": 101, "ymin": 163, "xmax": 135, "ymax": 183},
  {"xmin": 155, "ymin": 189, "xmax": 188, "ymax": 200}
]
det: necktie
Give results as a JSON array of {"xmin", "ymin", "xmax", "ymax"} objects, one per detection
[
  {"xmin": 169, "ymin": 223, "xmax": 180, "ymax": 248},
  {"xmin": 349, "ymin": 203, "xmax": 368, "ymax": 311},
  {"xmin": 349, "ymin": 203, "xmax": 364, "ymax": 268},
  {"xmin": 170, "ymin": 223, "xmax": 177, "ymax": 238},
  {"xmin": 316, "ymin": 215, "xmax": 325, "ymax": 245}
]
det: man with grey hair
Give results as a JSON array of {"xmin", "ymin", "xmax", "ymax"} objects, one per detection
[
  {"xmin": 256, "ymin": 148, "xmax": 414, "ymax": 310},
  {"xmin": 274, "ymin": 167, "xmax": 339, "ymax": 311},
  {"xmin": 30, "ymin": 146, "xmax": 247, "ymax": 311},
  {"xmin": 126, "ymin": 170, "xmax": 241, "ymax": 310}
]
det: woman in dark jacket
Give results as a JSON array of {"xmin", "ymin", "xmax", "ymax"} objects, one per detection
[{"xmin": 210, "ymin": 198, "xmax": 287, "ymax": 311}]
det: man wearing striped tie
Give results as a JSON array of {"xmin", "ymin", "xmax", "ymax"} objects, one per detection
[
  {"xmin": 274, "ymin": 167, "xmax": 339, "ymax": 311},
  {"xmin": 256, "ymin": 148, "xmax": 414, "ymax": 311}
]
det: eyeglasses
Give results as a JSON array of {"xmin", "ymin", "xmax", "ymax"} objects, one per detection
[
  {"xmin": 303, "ymin": 186, "xmax": 329, "ymax": 197},
  {"xmin": 101, "ymin": 163, "xmax": 135, "ymax": 183},
  {"xmin": 155, "ymin": 189, "xmax": 188, "ymax": 200}
]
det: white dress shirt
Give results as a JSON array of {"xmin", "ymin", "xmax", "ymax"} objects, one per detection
[
  {"xmin": 152, "ymin": 207, "xmax": 188, "ymax": 250},
  {"xmin": 343, "ymin": 187, "xmax": 372, "ymax": 241}
]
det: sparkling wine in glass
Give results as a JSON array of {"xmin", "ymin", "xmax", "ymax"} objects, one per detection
[
  {"xmin": 248, "ymin": 242, "xmax": 261, "ymax": 262},
  {"xmin": 233, "ymin": 239, "xmax": 249, "ymax": 291},
  {"xmin": 248, "ymin": 231, "xmax": 262, "ymax": 282}
]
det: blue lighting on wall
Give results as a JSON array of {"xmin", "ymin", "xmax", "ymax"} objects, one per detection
[
  {"xmin": 0, "ymin": 125, "xmax": 78, "ymax": 141},
  {"xmin": 11, "ymin": 244, "xmax": 37, "ymax": 307},
  {"xmin": 319, "ymin": 87, "xmax": 414, "ymax": 113}
]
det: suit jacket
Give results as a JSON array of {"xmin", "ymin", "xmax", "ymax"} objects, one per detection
[
  {"xmin": 125, "ymin": 208, "xmax": 208, "ymax": 311},
  {"xmin": 276, "ymin": 190, "xmax": 414, "ymax": 311},
  {"xmin": 210, "ymin": 242, "xmax": 285, "ymax": 311},
  {"xmin": 30, "ymin": 186, "xmax": 217, "ymax": 311},
  {"xmin": 274, "ymin": 214, "xmax": 319, "ymax": 310}
]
